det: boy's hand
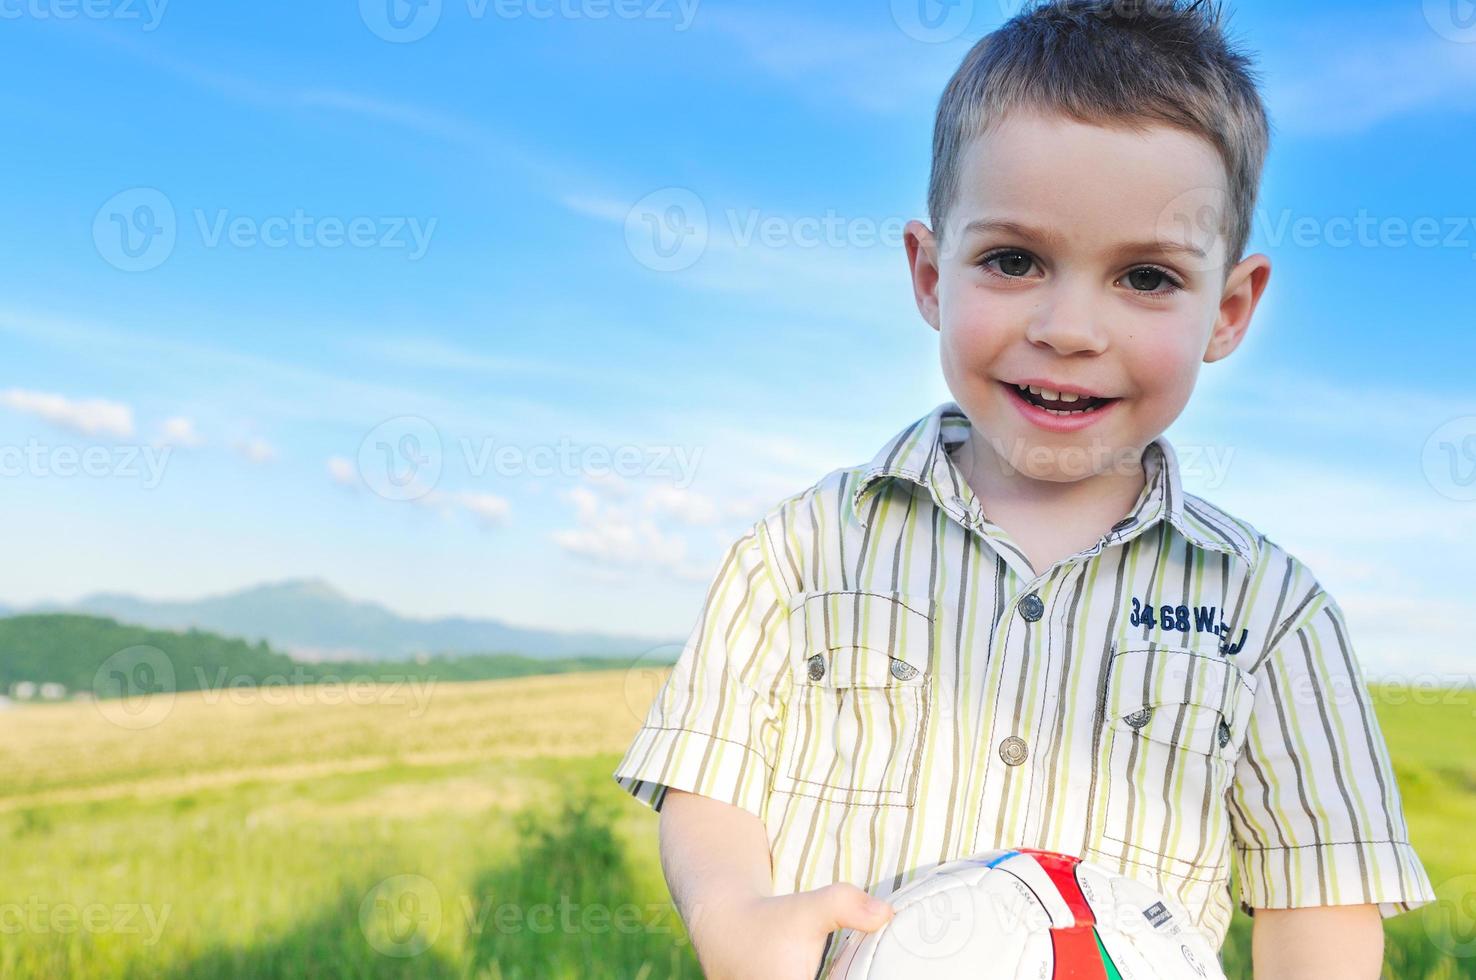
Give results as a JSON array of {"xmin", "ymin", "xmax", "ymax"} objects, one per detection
[
  {"xmin": 695, "ymin": 883, "xmax": 894, "ymax": 980},
  {"xmin": 657, "ymin": 788, "xmax": 894, "ymax": 979}
]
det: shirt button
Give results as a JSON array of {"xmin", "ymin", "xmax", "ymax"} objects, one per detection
[
  {"xmin": 1217, "ymin": 719, "xmax": 1232, "ymax": 748},
  {"xmin": 806, "ymin": 654, "xmax": 826, "ymax": 682},
  {"xmin": 1018, "ymin": 592, "xmax": 1044, "ymax": 622},
  {"xmin": 998, "ymin": 735, "xmax": 1028, "ymax": 766},
  {"xmin": 890, "ymin": 658, "xmax": 919, "ymax": 681},
  {"xmin": 1124, "ymin": 707, "xmax": 1153, "ymax": 729}
]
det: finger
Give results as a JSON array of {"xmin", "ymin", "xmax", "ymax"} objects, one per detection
[{"xmin": 801, "ymin": 882, "xmax": 895, "ymax": 934}]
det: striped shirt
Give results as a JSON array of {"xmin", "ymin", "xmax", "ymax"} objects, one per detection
[{"xmin": 612, "ymin": 400, "xmax": 1434, "ymax": 973}]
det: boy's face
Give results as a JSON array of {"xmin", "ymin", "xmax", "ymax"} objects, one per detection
[{"xmin": 904, "ymin": 109, "xmax": 1271, "ymax": 481}]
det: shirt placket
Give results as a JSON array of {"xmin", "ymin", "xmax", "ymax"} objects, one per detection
[{"xmin": 926, "ymin": 444, "xmax": 1162, "ymax": 856}]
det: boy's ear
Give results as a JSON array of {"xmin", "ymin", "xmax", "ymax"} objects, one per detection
[
  {"xmin": 904, "ymin": 219, "xmax": 942, "ymax": 332},
  {"xmin": 1206, "ymin": 252, "xmax": 1272, "ymax": 363}
]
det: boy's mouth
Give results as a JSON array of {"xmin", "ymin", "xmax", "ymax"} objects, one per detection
[{"xmin": 1000, "ymin": 381, "xmax": 1119, "ymax": 416}]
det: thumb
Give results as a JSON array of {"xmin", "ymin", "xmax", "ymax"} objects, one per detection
[{"xmin": 800, "ymin": 882, "xmax": 895, "ymax": 935}]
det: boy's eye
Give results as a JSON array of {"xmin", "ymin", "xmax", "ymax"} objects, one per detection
[
  {"xmin": 981, "ymin": 250, "xmax": 1035, "ymax": 277},
  {"xmin": 1122, "ymin": 266, "xmax": 1181, "ymax": 293},
  {"xmin": 980, "ymin": 252, "xmax": 1183, "ymax": 297}
]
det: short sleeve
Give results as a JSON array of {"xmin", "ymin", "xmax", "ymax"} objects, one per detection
[
  {"xmin": 611, "ymin": 519, "xmax": 793, "ymax": 822},
  {"xmin": 1227, "ymin": 587, "xmax": 1435, "ymax": 919}
]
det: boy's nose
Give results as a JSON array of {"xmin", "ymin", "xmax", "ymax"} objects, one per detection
[{"xmin": 1023, "ymin": 285, "xmax": 1109, "ymax": 356}]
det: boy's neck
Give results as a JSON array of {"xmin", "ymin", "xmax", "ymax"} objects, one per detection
[{"xmin": 952, "ymin": 430, "xmax": 1150, "ymax": 573}]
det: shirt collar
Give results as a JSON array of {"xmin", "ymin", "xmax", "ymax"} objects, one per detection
[{"xmin": 850, "ymin": 401, "xmax": 1252, "ymax": 563}]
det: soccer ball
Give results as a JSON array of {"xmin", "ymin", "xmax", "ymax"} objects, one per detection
[{"xmin": 827, "ymin": 848, "xmax": 1224, "ymax": 979}]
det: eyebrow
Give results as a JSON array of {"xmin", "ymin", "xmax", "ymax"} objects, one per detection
[{"xmin": 961, "ymin": 218, "xmax": 1208, "ymax": 261}]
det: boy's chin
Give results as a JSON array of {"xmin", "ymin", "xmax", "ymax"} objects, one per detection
[{"xmin": 973, "ymin": 421, "xmax": 1143, "ymax": 482}]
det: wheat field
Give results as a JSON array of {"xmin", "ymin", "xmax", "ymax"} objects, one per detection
[{"xmin": 0, "ymin": 670, "xmax": 1469, "ymax": 978}]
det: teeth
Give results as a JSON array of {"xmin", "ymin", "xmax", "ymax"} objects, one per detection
[
  {"xmin": 1012, "ymin": 381, "xmax": 1105, "ymax": 416},
  {"xmin": 1019, "ymin": 383, "xmax": 1084, "ymax": 403}
]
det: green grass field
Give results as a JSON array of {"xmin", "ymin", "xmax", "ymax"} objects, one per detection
[{"xmin": 0, "ymin": 671, "xmax": 1470, "ymax": 978}]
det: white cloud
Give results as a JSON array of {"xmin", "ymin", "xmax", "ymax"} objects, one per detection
[
  {"xmin": 560, "ymin": 194, "xmax": 632, "ymax": 224},
  {"xmin": 234, "ymin": 437, "xmax": 278, "ymax": 464},
  {"xmin": 0, "ymin": 388, "xmax": 134, "ymax": 438},
  {"xmin": 412, "ymin": 488, "xmax": 511, "ymax": 529},
  {"xmin": 552, "ymin": 482, "xmax": 709, "ymax": 580},
  {"xmin": 1268, "ymin": 34, "xmax": 1476, "ymax": 135},
  {"xmin": 453, "ymin": 491, "xmax": 511, "ymax": 526},
  {"xmin": 585, "ymin": 469, "xmax": 632, "ymax": 497},
  {"xmin": 696, "ymin": 8, "xmax": 966, "ymax": 115},
  {"xmin": 326, "ymin": 456, "xmax": 357, "ymax": 486},
  {"xmin": 157, "ymin": 416, "xmax": 204, "ymax": 448},
  {"xmin": 644, "ymin": 484, "xmax": 721, "ymax": 525}
]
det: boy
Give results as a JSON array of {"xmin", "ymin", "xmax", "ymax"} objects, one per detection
[{"xmin": 613, "ymin": 2, "xmax": 1435, "ymax": 977}]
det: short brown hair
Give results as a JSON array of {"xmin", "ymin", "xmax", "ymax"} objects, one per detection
[{"xmin": 927, "ymin": 0, "xmax": 1272, "ymax": 276}]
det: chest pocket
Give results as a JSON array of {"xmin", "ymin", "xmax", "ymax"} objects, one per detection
[
  {"xmin": 1090, "ymin": 641, "xmax": 1257, "ymax": 879},
  {"xmin": 770, "ymin": 590, "xmax": 932, "ymax": 808}
]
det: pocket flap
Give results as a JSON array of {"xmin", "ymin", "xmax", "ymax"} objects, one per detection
[
  {"xmin": 790, "ymin": 590, "xmax": 932, "ymax": 687},
  {"xmin": 1106, "ymin": 642, "xmax": 1256, "ymax": 756}
]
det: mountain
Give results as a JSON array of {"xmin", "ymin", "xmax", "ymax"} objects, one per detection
[
  {"xmin": 36, "ymin": 579, "xmax": 674, "ymax": 662},
  {"xmin": 0, "ymin": 614, "xmax": 650, "ymax": 695}
]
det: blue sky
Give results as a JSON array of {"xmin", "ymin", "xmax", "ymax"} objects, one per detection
[{"xmin": 1, "ymin": 0, "xmax": 1473, "ymax": 674}]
